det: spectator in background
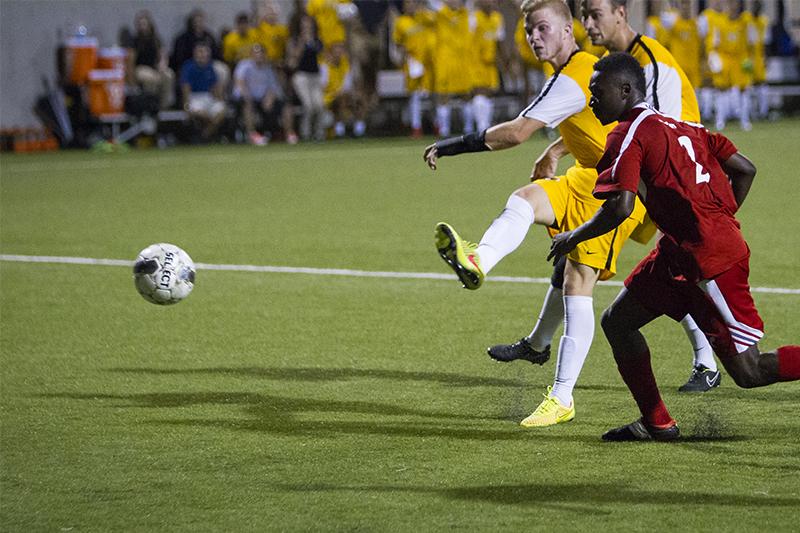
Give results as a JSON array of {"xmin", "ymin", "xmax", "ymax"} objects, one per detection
[
  {"xmin": 126, "ymin": 10, "xmax": 175, "ymax": 109},
  {"xmin": 256, "ymin": 1, "xmax": 289, "ymax": 67},
  {"xmin": 286, "ymin": 13, "xmax": 325, "ymax": 142},
  {"xmin": 306, "ymin": 0, "xmax": 356, "ymax": 50},
  {"xmin": 171, "ymin": 9, "xmax": 230, "ymax": 97},
  {"xmin": 234, "ymin": 44, "xmax": 298, "ymax": 145},
  {"xmin": 471, "ymin": 0, "xmax": 504, "ymax": 134},
  {"xmin": 180, "ymin": 42, "xmax": 226, "ymax": 141},
  {"xmin": 321, "ymin": 41, "xmax": 365, "ymax": 137},
  {"xmin": 223, "ymin": 12, "xmax": 258, "ymax": 69}
]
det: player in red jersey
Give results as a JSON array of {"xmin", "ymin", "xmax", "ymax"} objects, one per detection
[{"xmin": 548, "ymin": 52, "xmax": 800, "ymax": 441}]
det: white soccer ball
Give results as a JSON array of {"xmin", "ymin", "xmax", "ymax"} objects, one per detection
[{"xmin": 133, "ymin": 243, "xmax": 196, "ymax": 305}]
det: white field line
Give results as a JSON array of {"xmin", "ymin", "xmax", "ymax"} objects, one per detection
[{"xmin": 2, "ymin": 254, "xmax": 799, "ymax": 295}]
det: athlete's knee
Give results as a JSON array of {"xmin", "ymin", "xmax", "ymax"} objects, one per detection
[
  {"xmin": 600, "ymin": 306, "xmax": 625, "ymax": 340},
  {"xmin": 722, "ymin": 346, "xmax": 776, "ymax": 389}
]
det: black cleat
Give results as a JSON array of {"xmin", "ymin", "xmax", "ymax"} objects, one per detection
[
  {"xmin": 487, "ymin": 339, "xmax": 550, "ymax": 365},
  {"xmin": 678, "ymin": 365, "xmax": 722, "ymax": 393},
  {"xmin": 602, "ymin": 418, "xmax": 680, "ymax": 442}
]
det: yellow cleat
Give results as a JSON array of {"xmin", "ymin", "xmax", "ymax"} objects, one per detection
[
  {"xmin": 520, "ymin": 387, "xmax": 575, "ymax": 427},
  {"xmin": 434, "ymin": 222, "xmax": 484, "ymax": 290}
]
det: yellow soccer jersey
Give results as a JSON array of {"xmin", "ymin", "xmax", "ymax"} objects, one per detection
[
  {"xmin": 668, "ymin": 17, "xmax": 702, "ymax": 88},
  {"xmin": 519, "ymin": 51, "xmax": 612, "ymax": 196},
  {"xmin": 257, "ymin": 21, "xmax": 288, "ymax": 64},
  {"xmin": 626, "ymin": 34, "xmax": 700, "ymax": 122},
  {"xmin": 306, "ymin": 0, "xmax": 348, "ymax": 49},
  {"xmin": 698, "ymin": 7, "xmax": 723, "ymax": 52},
  {"xmin": 432, "ymin": 4, "xmax": 472, "ymax": 95},
  {"xmin": 223, "ymin": 29, "xmax": 259, "ymax": 65},
  {"xmin": 646, "ymin": 15, "xmax": 671, "ymax": 49},
  {"xmin": 393, "ymin": 12, "xmax": 434, "ymax": 91},
  {"xmin": 321, "ymin": 54, "xmax": 350, "ymax": 106},
  {"xmin": 751, "ymin": 13, "xmax": 768, "ymax": 83},
  {"xmin": 472, "ymin": 9, "xmax": 503, "ymax": 90}
]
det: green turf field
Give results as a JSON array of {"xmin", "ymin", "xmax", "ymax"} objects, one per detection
[{"xmin": 2, "ymin": 120, "xmax": 799, "ymax": 531}]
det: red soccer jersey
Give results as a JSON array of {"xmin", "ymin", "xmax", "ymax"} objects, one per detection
[{"xmin": 594, "ymin": 104, "xmax": 748, "ymax": 280}]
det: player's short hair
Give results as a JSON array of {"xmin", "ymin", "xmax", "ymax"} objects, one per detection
[
  {"xmin": 594, "ymin": 52, "xmax": 646, "ymax": 96},
  {"xmin": 521, "ymin": 0, "xmax": 573, "ymax": 24}
]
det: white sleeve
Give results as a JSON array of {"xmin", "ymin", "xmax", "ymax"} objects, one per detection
[
  {"xmin": 643, "ymin": 61, "xmax": 683, "ymax": 120},
  {"xmin": 320, "ymin": 63, "xmax": 330, "ymax": 89},
  {"xmin": 697, "ymin": 14, "xmax": 708, "ymax": 38},
  {"xmin": 518, "ymin": 73, "xmax": 586, "ymax": 128}
]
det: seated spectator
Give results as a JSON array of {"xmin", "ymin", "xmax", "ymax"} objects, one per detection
[
  {"xmin": 126, "ymin": 10, "xmax": 175, "ymax": 109},
  {"xmin": 234, "ymin": 44, "xmax": 298, "ymax": 145},
  {"xmin": 171, "ymin": 9, "xmax": 230, "ymax": 97},
  {"xmin": 320, "ymin": 42, "xmax": 366, "ymax": 137},
  {"xmin": 223, "ymin": 12, "xmax": 258, "ymax": 69},
  {"xmin": 286, "ymin": 13, "xmax": 326, "ymax": 142},
  {"xmin": 180, "ymin": 43, "xmax": 226, "ymax": 140}
]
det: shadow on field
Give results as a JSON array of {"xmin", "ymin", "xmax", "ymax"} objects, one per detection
[
  {"xmin": 40, "ymin": 390, "xmax": 601, "ymax": 443},
  {"xmin": 106, "ymin": 366, "xmax": 525, "ymax": 388},
  {"xmin": 278, "ymin": 482, "xmax": 800, "ymax": 510}
]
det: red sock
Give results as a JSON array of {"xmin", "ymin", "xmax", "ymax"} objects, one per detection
[
  {"xmin": 614, "ymin": 347, "xmax": 674, "ymax": 427},
  {"xmin": 777, "ymin": 345, "xmax": 800, "ymax": 381}
]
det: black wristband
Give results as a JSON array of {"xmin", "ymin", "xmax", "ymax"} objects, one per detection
[{"xmin": 435, "ymin": 130, "xmax": 490, "ymax": 157}]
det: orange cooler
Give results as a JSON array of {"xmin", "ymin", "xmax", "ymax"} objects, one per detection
[
  {"xmin": 88, "ymin": 69, "xmax": 125, "ymax": 116},
  {"xmin": 66, "ymin": 36, "xmax": 98, "ymax": 84},
  {"xmin": 97, "ymin": 47, "xmax": 127, "ymax": 71}
]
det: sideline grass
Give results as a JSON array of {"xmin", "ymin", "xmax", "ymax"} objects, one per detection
[{"xmin": 2, "ymin": 121, "xmax": 800, "ymax": 531}]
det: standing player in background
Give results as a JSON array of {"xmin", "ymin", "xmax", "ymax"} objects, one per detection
[
  {"xmin": 666, "ymin": 0, "xmax": 703, "ymax": 96},
  {"xmin": 707, "ymin": 0, "xmax": 754, "ymax": 131},
  {"xmin": 306, "ymin": 0, "xmax": 356, "ymax": 51},
  {"xmin": 497, "ymin": 0, "xmax": 718, "ymax": 393},
  {"xmin": 749, "ymin": 0, "xmax": 770, "ymax": 120},
  {"xmin": 320, "ymin": 41, "xmax": 366, "ymax": 137},
  {"xmin": 393, "ymin": 0, "xmax": 435, "ymax": 138},
  {"xmin": 697, "ymin": 0, "xmax": 724, "ymax": 120},
  {"xmin": 424, "ymin": 0, "xmax": 650, "ymax": 428},
  {"xmin": 549, "ymin": 52, "xmax": 800, "ymax": 441},
  {"xmin": 471, "ymin": 0, "xmax": 505, "ymax": 134},
  {"xmin": 256, "ymin": 1, "xmax": 289, "ymax": 68},
  {"xmin": 644, "ymin": 0, "xmax": 674, "ymax": 48},
  {"xmin": 431, "ymin": 0, "xmax": 473, "ymax": 137}
]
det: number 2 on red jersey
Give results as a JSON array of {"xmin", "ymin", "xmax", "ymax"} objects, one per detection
[{"xmin": 678, "ymin": 135, "xmax": 711, "ymax": 184}]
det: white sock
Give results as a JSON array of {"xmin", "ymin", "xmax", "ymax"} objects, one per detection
[
  {"xmin": 700, "ymin": 87, "xmax": 714, "ymax": 120},
  {"xmin": 757, "ymin": 84, "xmax": 769, "ymax": 118},
  {"xmin": 740, "ymin": 87, "xmax": 752, "ymax": 128},
  {"xmin": 729, "ymin": 87, "xmax": 742, "ymax": 120},
  {"xmin": 473, "ymin": 94, "xmax": 493, "ymax": 132},
  {"xmin": 476, "ymin": 194, "xmax": 535, "ymax": 274},
  {"xmin": 436, "ymin": 104, "xmax": 451, "ymax": 137},
  {"xmin": 714, "ymin": 89, "xmax": 727, "ymax": 130},
  {"xmin": 550, "ymin": 295, "xmax": 594, "ymax": 407},
  {"xmin": 410, "ymin": 91, "xmax": 422, "ymax": 130},
  {"xmin": 461, "ymin": 100, "xmax": 475, "ymax": 134},
  {"xmin": 681, "ymin": 314, "xmax": 717, "ymax": 371},
  {"xmin": 526, "ymin": 285, "xmax": 564, "ymax": 352}
]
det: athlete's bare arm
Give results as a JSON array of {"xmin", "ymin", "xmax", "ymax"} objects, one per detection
[
  {"xmin": 722, "ymin": 152, "xmax": 757, "ymax": 208},
  {"xmin": 423, "ymin": 116, "xmax": 545, "ymax": 170},
  {"xmin": 531, "ymin": 137, "xmax": 569, "ymax": 181}
]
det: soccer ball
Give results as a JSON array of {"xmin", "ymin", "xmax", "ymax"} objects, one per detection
[{"xmin": 133, "ymin": 243, "xmax": 196, "ymax": 305}]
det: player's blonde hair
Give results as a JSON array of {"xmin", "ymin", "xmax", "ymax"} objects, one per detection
[{"xmin": 520, "ymin": 0, "xmax": 573, "ymax": 24}]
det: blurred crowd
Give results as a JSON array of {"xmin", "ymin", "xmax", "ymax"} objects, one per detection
[{"xmin": 69, "ymin": 0, "xmax": 794, "ymax": 146}]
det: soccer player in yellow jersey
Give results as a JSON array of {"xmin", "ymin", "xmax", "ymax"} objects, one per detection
[
  {"xmin": 223, "ymin": 13, "xmax": 259, "ymax": 67},
  {"xmin": 306, "ymin": 0, "xmax": 355, "ymax": 50},
  {"xmin": 708, "ymin": 0, "xmax": 753, "ymax": 130},
  {"xmin": 471, "ymin": 0, "xmax": 504, "ymax": 133},
  {"xmin": 424, "ymin": 0, "xmax": 651, "ymax": 427},
  {"xmin": 432, "ymin": 0, "xmax": 473, "ymax": 137},
  {"xmin": 320, "ymin": 42, "xmax": 365, "ymax": 137},
  {"xmin": 256, "ymin": 2, "xmax": 289, "ymax": 66},
  {"xmin": 579, "ymin": 0, "xmax": 720, "ymax": 391},
  {"xmin": 698, "ymin": 0, "xmax": 725, "ymax": 120},
  {"xmin": 393, "ymin": 0, "xmax": 435, "ymax": 137},
  {"xmin": 750, "ymin": 0, "xmax": 770, "ymax": 119},
  {"xmin": 666, "ymin": 0, "xmax": 702, "ymax": 90}
]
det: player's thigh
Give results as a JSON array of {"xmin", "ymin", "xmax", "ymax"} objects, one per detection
[{"xmin": 519, "ymin": 179, "xmax": 563, "ymax": 227}]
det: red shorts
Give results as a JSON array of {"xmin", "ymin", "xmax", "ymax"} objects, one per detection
[{"xmin": 625, "ymin": 249, "xmax": 764, "ymax": 358}]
